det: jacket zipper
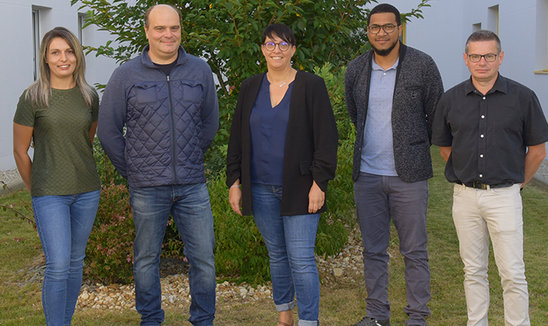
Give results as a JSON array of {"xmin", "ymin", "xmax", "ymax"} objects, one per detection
[{"xmin": 167, "ymin": 74, "xmax": 178, "ymax": 183}]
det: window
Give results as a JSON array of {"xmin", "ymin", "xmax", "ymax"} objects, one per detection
[
  {"xmin": 487, "ymin": 5, "xmax": 499, "ymax": 34},
  {"xmin": 32, "ymin": 8, "xmax": 40, "ymax": 80},
  {"xmin": 78, "ymin": 13, "xmax": 87, "ymax": 44},
  {"xmin": 473, "ymin": 23, "xmax": 481, "ymax": 32},
  {"xmin": 535, "ymin": 0, "xmax": 548, "ymax": 73}
]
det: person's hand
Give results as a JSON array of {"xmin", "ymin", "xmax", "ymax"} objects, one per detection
[
  {"xmin": 229, "ymin": 183, "xmax": 242, "ymax": 216},
  {"xmin": 308, "ymin": 181, "xmax": 325, "ymax": 213}
]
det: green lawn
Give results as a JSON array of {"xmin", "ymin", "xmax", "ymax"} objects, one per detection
[{"xmin": 1, "ymin": 149, "xmax": 547, "ymax": 325}]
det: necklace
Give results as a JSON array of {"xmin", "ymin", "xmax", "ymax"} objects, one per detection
[{"xmin": 268, "ymin": 69, "xmax": 293, "ymax": 88}]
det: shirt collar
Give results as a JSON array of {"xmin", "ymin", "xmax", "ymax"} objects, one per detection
[
  {"xmin": 464, "ymin": 73, "xmax": 508, "ymax": 95},
  {"xmin": 372, "ymin": 57, "xmax": 399, "ymax": 72},
  {"xmin": 141, "ymin": 45, "xmax": 187, "ymax": 68}
]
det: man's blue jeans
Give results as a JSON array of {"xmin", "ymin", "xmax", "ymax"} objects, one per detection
[
  {"xmin": 129, "ymin": 183, "xmax": 216, "ymax": 326},
  {"xmin": 251, "ymin": 183, "xmax": 320, "ymax": 326},
  {"xmin": 32, "ymin": 189, "xmax": 100, "ymax": 326}
]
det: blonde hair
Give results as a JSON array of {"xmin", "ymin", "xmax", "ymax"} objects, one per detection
[{"xmin": 25, "ymin": 26, "xmax": 95, "ymax": 108}]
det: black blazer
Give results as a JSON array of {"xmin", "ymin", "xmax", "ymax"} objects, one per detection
[{"xmin": 226, "ymin": 70, "xmax": 338, "ymax": 216}]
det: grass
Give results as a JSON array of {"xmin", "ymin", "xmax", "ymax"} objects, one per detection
[{"xmin": 1, "ymin": 149, "xmax": 547, "ymax": 325}]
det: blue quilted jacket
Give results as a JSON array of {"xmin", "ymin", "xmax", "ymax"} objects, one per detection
[{"xmin": 98, "ymin": 46, "xmax": 219, "ymax": 187}]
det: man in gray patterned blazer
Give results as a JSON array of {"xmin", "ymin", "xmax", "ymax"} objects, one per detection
[{"xmin": 345, "ymin": 3, "xmax": 443, "ymax": 326}]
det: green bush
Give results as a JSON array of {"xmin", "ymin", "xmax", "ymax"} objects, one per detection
[
  {"xmin": 315, "ymin": 63, "xmax": 356, "ymax": 256},
  {"xmin": 84, "ymin": 182, "xmax": 134, "ymax": 284},
  {"xmin": 314, "ymin": 64, "xmax": 353, "ymax": 142},
  {"xmin": 208, "ymin": 140, "xmax": 355, "ymax": 284},
  {"xmin": 92, "ymin": 138, "xmax": 126, "ymax": 186},
  {"xmin": 316, "ymin": 138, "xmax": 355, "ymax": 256},
  {"xmin": 209, "ymin": 174, "xmax": 270, "ymax": 284},
  {"xmin": 161, "ymin": 217, "xmax": 185, "ymax": 258},
  {"xmin": 210, "ymin": 63, "xmax": 356, "ymax": 283},
  {"xmin": 86, "ymin": 140, "xmax": 134, "ymax": 284},
  {"xmin": 85, "ymin": 64, "xmax": 356, "ymax": 285}
]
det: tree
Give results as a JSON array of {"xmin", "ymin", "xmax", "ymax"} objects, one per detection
[
  {"xmin": 73, "ymin": 0, "xmax": 431, "ymax": 172},
  {"xmin": 73, "ymin": 0, "xmax": 433, "ymax": 284},
  {"xmin": 72, "ymin": 0, "xmax": 431, "ymax": 98}
]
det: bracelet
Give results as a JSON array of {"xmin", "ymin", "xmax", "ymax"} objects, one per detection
[{"xmin": 230, "ymin": 184, "xmax": 241, "ymax": 188}]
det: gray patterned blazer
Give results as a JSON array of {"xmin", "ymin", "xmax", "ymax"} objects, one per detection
[{"xmin": 345, "ymin": 43, "xmax": 444, "ymax": 182}]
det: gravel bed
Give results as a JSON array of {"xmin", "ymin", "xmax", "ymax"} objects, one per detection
[
  {"xmin": 13, "ymin": 231, "xmax": 365, "ymax": 311},
  {"xmin": 76, "ymin": 231, "xmax": 364, "ymax": 310},
  {"xmin": 0, "ymin": 169, "xmax": 24, "ymax": 194}
]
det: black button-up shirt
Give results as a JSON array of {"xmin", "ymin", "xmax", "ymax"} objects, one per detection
[{"xmin": 432, "ymin": 74, "xmax": 548, "ymax": 185}]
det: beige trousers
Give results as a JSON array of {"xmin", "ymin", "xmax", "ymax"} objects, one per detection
[{"xmin": 452, "ymin": 184, "xmax": 529, "ymax": 326}]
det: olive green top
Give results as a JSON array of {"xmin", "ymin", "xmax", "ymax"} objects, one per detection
[{"xmin": 14, "ymin": 87, "xmax": 101, "ymax": 196}]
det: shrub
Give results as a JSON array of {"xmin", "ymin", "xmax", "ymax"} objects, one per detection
[
  {"xmin": 210, "ymin": 140, "xmax": 355, "ymax": 284},
  {"xmin": 93, "ymin": 138, "xmax": 126, "ymax": 186},
  {"xmin": 314, "ymin": 64, "xmax": 354, "ymax": 142},
  {"xmin": 85, "ymin": 64, "xmax": 356, "ymax": 285},
  {"xmin": 84, "ymin": 182, "xmax": 134, "ymax": 284},
  {"xmin": 161, "ymin": 216, "xmax": 185, "ymax": 258},
  {"xmin": 210, "ymin": 64, "xmax": 356, "ymax": 283},
  {"xmin": 209, "ymin": 173, "xmax": 270, "ymax": 284},
  {"xmin": 317, "ymin": 137, "xmax": 355, "ymax": 256},
  {"xmin": 314, "ymin": 63, "xmax": 356, "ymax": 256}
]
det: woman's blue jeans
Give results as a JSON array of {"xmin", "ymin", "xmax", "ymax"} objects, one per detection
[
  {"xmin": 31, "ymin": 189, "xmax": 100, "ymax": 326},
  {"xmin": 251, "ymin": 184, "xmax": 320, "ymax": 326}
]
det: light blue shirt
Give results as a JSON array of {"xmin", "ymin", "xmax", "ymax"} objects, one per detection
[{"xmin": 360, "ymin": 58, "xmax": 399, "ymax": 176}]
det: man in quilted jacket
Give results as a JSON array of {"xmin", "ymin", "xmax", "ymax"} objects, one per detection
[{"xmin": 98, "ymin": 4, "xmax": 219, "ymax": 326}]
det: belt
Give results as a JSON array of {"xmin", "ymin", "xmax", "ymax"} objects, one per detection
[{"xmin": 457, "ymin": 181, "xmax": 514, "ymax": 190}]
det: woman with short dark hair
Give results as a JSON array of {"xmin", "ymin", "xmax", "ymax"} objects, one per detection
[{"xmin": 226, "ymin": 23, "xmax": 338, "ymax": 326}]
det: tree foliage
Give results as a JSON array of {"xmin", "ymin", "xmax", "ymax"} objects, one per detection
[
  {"xmin": 72, "ymin": 0, "xmax": 430, "ymax": 98},
  {"xmin": 71, "ymin": 0, "xmax": 432, "ymax": 284},
  {"xmin": 73, "ymin": 0, "xmax": 431, "ymax": 175}
]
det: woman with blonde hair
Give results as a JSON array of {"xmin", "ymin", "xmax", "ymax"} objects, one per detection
[{"xmin": 13, "ymin": 26, "xmax": 100, "ymax": 325}]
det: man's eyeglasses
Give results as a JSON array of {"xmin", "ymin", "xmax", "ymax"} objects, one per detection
[
  {"xmin": 367, "ymin": 24, "xmax": 398, "ymax": 34},
  {"xmin": 467, "ymin": 53, "xmax": 498, "ymax": 62},
  {"xmin": 263, "ymin": 41, "xmax": 291, "ymax": 52}
]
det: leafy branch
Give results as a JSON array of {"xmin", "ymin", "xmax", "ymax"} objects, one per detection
[{"xmin": 1, "ymin": 181, "xmax": 36, "ymax": 228}]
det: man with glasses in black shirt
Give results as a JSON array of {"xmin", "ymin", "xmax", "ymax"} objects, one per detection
[{"xmin": 432, "ymin": 30, "xmax": 548, "ymax": 326}]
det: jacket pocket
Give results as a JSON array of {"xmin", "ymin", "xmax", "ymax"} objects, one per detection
[
  {"xmin": 409, "ymin": 139, "xmax": 427, "ymax": 146},
  {"xmin": 173, "ymin": 80, "xmax": 204, "ymax": 106},
  {"xmin": 405, "ymin": 85, "xmax": 423, "ymax": 100},
  {"xmin": 131, "ymin": 83, "xmax": 158, "ymax": 104},
  {"xmin": 299, "ymin": 161, "xmax": 312, "ymax": 176}
]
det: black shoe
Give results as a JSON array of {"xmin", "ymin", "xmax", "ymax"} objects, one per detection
[{"xmin": 352, "ymin": 316, "xmax": 391, "ymax": 326}]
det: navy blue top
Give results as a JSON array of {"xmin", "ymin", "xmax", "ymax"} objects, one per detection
[{"xmin": 250, "ymin": 74, "xmax": 293, "ymax": 186}]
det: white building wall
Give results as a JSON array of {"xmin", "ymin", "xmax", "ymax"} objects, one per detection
[
  {"xmin": 0, "ymin": 0, "xmax": 118, "ymax": 171},
  {"xmin": 3, "ymin": 0, "xmax": 547, "ymax": 173},
  {"xmin": 381, "ymin": 0, "xmax": 548, "ymax": 120}
]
